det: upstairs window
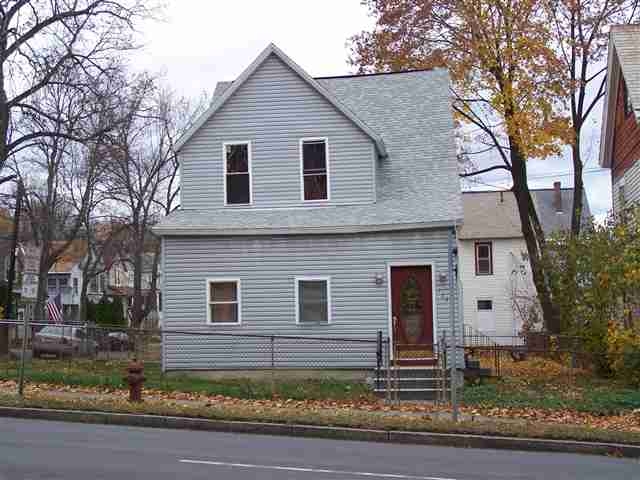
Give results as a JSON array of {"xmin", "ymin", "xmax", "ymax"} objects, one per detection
[
  {"xmin": 224, "ymin": 142, "xmax": 251, "ymax": 205},
  {"xmin": 300, "ymin": 138, "xmax": 329, "ymax": 201},
  {"xmin": 475, "ymin": 241, "xmax": 493, "ymax": 276}
]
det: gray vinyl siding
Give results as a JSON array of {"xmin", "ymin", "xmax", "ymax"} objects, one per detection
[
  {"xmin": 163, "ymin": 228, "xmax": 460, "ymax": 370},
  {"xmin": 180, "ymin": 53, "xmax": 376, "ymax": 209}
]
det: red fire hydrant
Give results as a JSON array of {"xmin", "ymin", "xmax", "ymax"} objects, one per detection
[{"xmin": 125, "ymin": 360, "xmax": 145, "ymax": 402}]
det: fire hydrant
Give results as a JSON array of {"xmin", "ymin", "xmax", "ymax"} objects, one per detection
[{"xmin": 125, "ymin": 360, "xmax": 145, "ymax": 403}]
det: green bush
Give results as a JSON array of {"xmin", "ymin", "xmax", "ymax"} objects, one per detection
[
  {"xmin": 543, "ymin": 207, "xmax": 640, "ymax": 376},
  {"xmin": 607, "ymin": 323, "xmax": 640, "ymax": 387},
  {"xmin": 87, "ymin": 296, "xmax": 125, "ymax": 327}
]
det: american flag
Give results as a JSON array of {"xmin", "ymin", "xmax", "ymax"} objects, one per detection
[{"xmin": 47, "ymin": 293, "xmax": 63, "ymax": 324}]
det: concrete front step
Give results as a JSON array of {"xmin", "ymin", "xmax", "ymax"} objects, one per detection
[
  {"xmin": 374, "ymin": 378, "xmax": 450, "ymax": 390},
  {"xmin": 372, "ymin": 365, "xmax": 450, "ymax": 400},
  {"xmin": 373, "ymin": 388, "xmax": 446, "ymax": 401},
  {"xmin": 376, "ymin": 367, "xmax": 444, "ymax": 379}
]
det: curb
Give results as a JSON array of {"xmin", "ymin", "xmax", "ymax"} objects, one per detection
[{"xmin": 0, "ymin": 406, "xmax": 638, "ymax": 458}]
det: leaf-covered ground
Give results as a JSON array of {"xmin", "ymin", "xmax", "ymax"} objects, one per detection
[
  {"xmin": 464, "ymin": 357, "xmax": 640, "ymax": 415},
  {"xmin": 0, "ymin": 381, "xmax": 639, "ymax": 445},
  {"xmin": 0, "ymin": 356, "xmax": 639, "ymax": 436}
]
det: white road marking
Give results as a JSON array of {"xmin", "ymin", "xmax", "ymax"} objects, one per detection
[{"xmin": 179, "ymin": 459, "xmax": 458, "ymax": 480}]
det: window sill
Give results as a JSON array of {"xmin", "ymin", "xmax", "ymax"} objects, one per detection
[{"xmin": 296, "ymin": 322, "xmax": 331, "ymax": 326}]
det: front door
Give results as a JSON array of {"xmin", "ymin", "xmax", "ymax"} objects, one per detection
[{"xmin": 391, "ymin": 266, "xmax": 434, "ymax": 357}]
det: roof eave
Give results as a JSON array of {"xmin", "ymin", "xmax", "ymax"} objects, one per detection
[
  {"xmin": 153, "ymin": 219, "xmax": 459, "ymax": 237},
  {"xmin": 599, "ymin": 41, "xmax": 618, "ymax": 169}
]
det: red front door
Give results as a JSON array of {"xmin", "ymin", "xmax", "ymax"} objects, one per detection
[{"xmin": 391, "ymin": 266, "xmax": 434, "ymax": 355}]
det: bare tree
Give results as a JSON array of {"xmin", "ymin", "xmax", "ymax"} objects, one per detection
[
  {"xmin": 77, "ymin": 216, "xmax": 127, "ymax": 322},
  {"xmin": 104, "ymin": 79, "xmax": 206, "ymax": 327},
  {"xmin": 0, "ymin": 0, "xmax": 152, "ymax": 185},
  {"xmin": 547, "ymin": 0, "xmax": 640, "ymax": 235},
  {"xmin": 14, "ymin": 68, "xmax": 118, "ymax": 321}
]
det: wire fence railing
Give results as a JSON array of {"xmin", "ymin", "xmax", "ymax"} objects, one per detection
[
  {"xmin": 0, "ymin": 320, "xmax": 393, "ymax": 398},
  {"xmin": 0, "ymin": 318, "xmax": 633, "ymax": 411}
]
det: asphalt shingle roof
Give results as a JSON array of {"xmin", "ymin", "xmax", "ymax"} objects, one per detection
[
  {"xmin": 458, "ymin": 189, "xmax": 591, "ymax": 240},
  {"xmin": 156, "ymin": 59, "xmax": 462, "ymax": 236}
]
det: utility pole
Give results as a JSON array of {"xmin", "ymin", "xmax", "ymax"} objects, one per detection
[
  {"xmin": 448, "ymin": 228, "xmax": 459, "ymax": 422},
  {"xmin": 0, "ymin": 181, "xmax": 22, "ymax": 355},
  {"xmin": 6, "ymin": 181, "xmax": 23, "ymax": 320}
]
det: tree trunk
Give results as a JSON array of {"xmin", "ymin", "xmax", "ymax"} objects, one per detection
[
  {"xmin": 131, "ymin": 232, "xmax": 144, "ymax": 329},
  {"xmin": 570, "ymin": 131, "xmax": 584, "ymax": 236},
  {"xmin": 509, "ymin": 140, "xmax": 560, "ymax": 333},
  {"xmin": 35, "ymin": 262, "xmax": 49, "ymax": 322},
  {"xmin": 79, "ymin": 276, "xmax": 90, "ymax": 323}
]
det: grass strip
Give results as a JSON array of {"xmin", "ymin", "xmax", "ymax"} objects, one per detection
[{"xmin": 0, "ymin": 392, "xmax": 638, "ymax": 446}]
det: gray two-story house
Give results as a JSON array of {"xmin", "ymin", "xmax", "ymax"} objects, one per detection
[{"xmin": 155, "ymin": 44, "xmax": 462, "ymax": 371}]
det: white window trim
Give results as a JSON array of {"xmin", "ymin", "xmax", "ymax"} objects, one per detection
[
  {"xmin": 475, "ymin": 241, "xmax": 493, "ymax": 276},
  {"xmin": 294, "ymin": 276, "xmax": 332, "ymax": 324},
  {"xmin": 205, "ymin": 277, "xmax": 242, "ymax": 325},
  {"xmin": 476, "ymin": 298, "xmax": 494, "ymax": 311},
  {"xmin": 299, "ymin": 137, "xmax": 330, "ymax": 202},
  {"xmin": 222, "ymin": 141, "xmax": 253, "ymax": 206}
]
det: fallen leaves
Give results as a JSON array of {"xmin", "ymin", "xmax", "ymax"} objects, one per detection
[{"xmin": 1, "ymin": 379, "xmax": 639, "ymax": 433}]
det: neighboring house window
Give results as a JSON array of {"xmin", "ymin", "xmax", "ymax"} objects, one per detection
[
  {"xmin": 477, "ymin": 300, "xmax": 493, "ymax": 311},
  {"xmin": 47, "ymin": 277, "xmax": 56, "ymax": 289},
  {"xmin": 623, "ymin": 81, "xmax": 634, "ymax": 118},
  {"xmin": 224, "ymin": 142, "xmax": 251, "ymax": 205},
  {"xmin": 476, "ymin": 299, "xmax": 494, "ymax": 333},
  {"xmin": 206, "ymin": 279, "xmax": 241, "ymax": 324},
  {"xmin": 475, "ymin": 241, "xmax": 493, "ymax": 275},
  {"xmin": 99, "ymin": 274, "xmax": 106, "ymax": 293},
  {"xmin": 295, "ymin": 276, "xmax": 331, "ymax": 324},
  {"xmin": 89, "ymin": 277, "xmax": 98, "ymax": 293},
  {"xmin": 300, "ymin": 138, "xmax": 329, "ymax": 201},
  {"xmin": 73, "ymin": 278, "xmax": 78, "ymax": 295},
  {"xmin": 158, "ymin": 291, "xmax": 162, "ymax": 312}
]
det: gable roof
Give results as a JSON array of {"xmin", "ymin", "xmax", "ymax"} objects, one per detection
[
  {"xmin": 49, "ymin": 239, "xmax": 88, "ymax": 273},
  {"xmin": 599, "ymin": 24, "xmax": 640, "ymax": 168},
  {"xmin": 155, "ymin": 67, "xmax": 462, "ymax": 236},
  {"xmin": 175, "ymin": 44, "xmax": 387, "ymax": 157},
  {"xmin": 457, "ymin": 188, "xmax": 591, "ymax": 240}
]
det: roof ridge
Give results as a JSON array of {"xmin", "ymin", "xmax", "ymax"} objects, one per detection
[{"xmin": 315, "ymin": 68, "xmax": 438, "ymax": 80}]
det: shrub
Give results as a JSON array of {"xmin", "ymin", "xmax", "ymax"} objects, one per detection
[
  {"xmin": 607, "ymin": 323, "xmax": 640, "ymax": 387},
  {"xmin": 88, "ymin": 296, "xmax": 126, "ymax": 327}
]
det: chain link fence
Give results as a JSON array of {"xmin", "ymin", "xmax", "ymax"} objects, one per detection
[{"xmin": 0, "ymin": 320, "xmax": 389, "ymax": 397}]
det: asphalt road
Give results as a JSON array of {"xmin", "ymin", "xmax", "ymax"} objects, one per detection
[{"xmin": 0, "ymin": 418, "xmax": 637, "ymax": 480}]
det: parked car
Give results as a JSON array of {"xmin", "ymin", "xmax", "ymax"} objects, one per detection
[
  {"xmin": 32, "ymin": 326, "xmax": 98, "ymax": 358},
  {"xmin": 107, "ymin": 331, "xmax": 130, "ymax": 351}
]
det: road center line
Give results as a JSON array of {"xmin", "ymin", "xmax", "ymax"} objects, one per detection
[{"xmin": 179, "ymin": 458, "xmax": 458, "ymax": 480}]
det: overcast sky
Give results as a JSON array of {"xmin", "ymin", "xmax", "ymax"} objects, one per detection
[{"xmin": 133, "ymin": 0, "xmax": 612, "ymax": 217}]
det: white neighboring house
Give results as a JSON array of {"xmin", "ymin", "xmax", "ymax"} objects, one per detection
[
  {"xmin": 19, "ymin": 240, "xmax": 108, "ymax": 322},
  {"xmin": 457, "ymin": 183, "xmax": 590, "ymax": 341},
  {"xmin": 105, "ymin": 252, "xmax": 162, "ymax": 327}
]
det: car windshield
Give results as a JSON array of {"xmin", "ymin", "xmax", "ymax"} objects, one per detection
[
  {"xmin": 39, "ymin": 326, "xmax": 78, "ymax": 337},
  {"xmin": 39, "ymin": 326, "xmax": 63, "ymax": 336}
]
